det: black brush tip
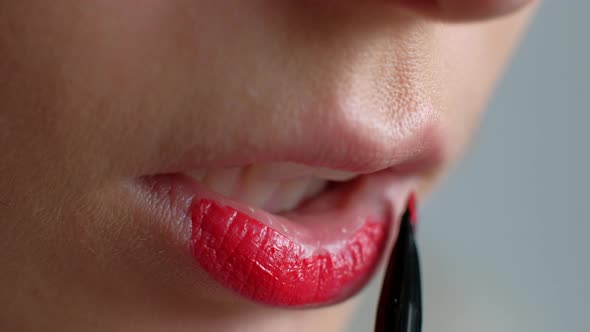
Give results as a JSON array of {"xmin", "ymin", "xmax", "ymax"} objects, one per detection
[{"xmin": 375, "ymin": 201, "xmax": 422, "ymax": 332}]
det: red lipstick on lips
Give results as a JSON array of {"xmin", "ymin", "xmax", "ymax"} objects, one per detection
[
  {"xmin": 185, "ymin": 172, "xmax": 414, "ymax": 308},
  {"xmin": 190, "ymin": 199, "xmax": 387, "ymax": 307}
]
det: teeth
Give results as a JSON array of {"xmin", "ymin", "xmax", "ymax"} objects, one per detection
[
  {"xmin": 310, "ymin": 168, "xmax": 357, "ymax": 182},
  {"xmin": 189, "ymin": 163, "xmax": 355, "ymax": 213},
  {"xmin": 203, "ymin": 167, "xmax": 242, "ymax": 198},
  {"xmin": 304, "ymin": 179, "xmax": 328, "ymax": 200},
  {"xmin": 239, "ymin": 166, "xmax": 280, "ymax": 208},
  {"xmin": 188, "ymin": 170, "xmax": 206, "ymax": 182},
  {"xmin": 266, "ymin": 178, "xmax": 313, "ymax": 213}
]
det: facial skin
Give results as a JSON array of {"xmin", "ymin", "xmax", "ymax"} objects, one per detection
[{"xmin": 0, "ymin": 1, "xmax": 534, "ymax": 331}]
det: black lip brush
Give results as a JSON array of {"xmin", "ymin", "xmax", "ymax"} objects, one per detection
[{"xmin": 375, "ymin": 199, "xmax": 422, "ymax": 332}]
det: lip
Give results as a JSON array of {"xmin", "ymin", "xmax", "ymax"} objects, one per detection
[
  {"xmin": 140, "ymin": 170, "xmax": 417, "ymax": 308},
  {"xmin": 133, "ymin": 114, "xmax": 444, "ymax": 308}
]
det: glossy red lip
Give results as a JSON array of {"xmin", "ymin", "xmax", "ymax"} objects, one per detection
[
  {"xmin": 191, "ymin": 199, "xmax": 387, "ymax": 307},
  {"xmin": 162, "ymin": 171, "xmax": 418, "ymax": 308}
]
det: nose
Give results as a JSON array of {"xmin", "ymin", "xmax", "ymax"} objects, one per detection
[{"xmin": 394, "ymin": 0, "xmax": 533, "ymax": 21}]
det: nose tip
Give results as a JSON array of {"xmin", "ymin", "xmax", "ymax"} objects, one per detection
[{"xmin": 396, "ymin": 0, "xmax": 533, "ymax": 21}]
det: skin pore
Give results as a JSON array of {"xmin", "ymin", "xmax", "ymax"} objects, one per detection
[{"xmin": 0, "ymin": 1, "xmax": 535, "ymax": 331}]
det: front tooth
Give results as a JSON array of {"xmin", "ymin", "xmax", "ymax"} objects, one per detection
[
  {"xmin": 239, "ymin": 166, "xmax": 279, "ymax": 208},
  {"xmin": 188, "ymin": 170, "xmax": 207, "ymax": 182},
  {"xmin": 304, "ymin": 178, "xmax": 327, "ymax": 200},
  {"xmin": 203, "ymin": 167, "xmax": 242, "ymax": 198},
  {"xmin": 311, "ymin": 168, "xmax": 357, "ymax": 182},
  {"xmin": 266, "ymin": 178, "xmax": 312, "ymax": 214}
]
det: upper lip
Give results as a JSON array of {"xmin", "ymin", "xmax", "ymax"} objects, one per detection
[{"xmin": 154, "ymin": 106, "xmax": 444, "ymax": 178}]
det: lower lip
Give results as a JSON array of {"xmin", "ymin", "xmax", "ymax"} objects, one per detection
[
  {"xmin": 193, "ymin": 198, "xmax": 387, "ymax": 307},
  {"xmin": 144, "ymin": 173, "xmax": 414, "ymax": 308}
]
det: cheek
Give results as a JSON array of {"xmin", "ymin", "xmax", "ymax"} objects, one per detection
[
  {"xmin": 0, "ymin": 0, "xmax": 198, "ymax": 183},
  {"xmin": 432, "ymin": 9, "xmax": 534, "ymax": 162}
]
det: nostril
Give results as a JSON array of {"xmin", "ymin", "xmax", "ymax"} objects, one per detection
[{"xmin": 396, "ymin": 0, "xmax": 534, "ymax": 22}]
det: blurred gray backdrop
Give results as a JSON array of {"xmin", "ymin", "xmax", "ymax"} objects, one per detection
[{"xmin": 348, "ymin": 2, "xmax": 590, "ymax": 332}]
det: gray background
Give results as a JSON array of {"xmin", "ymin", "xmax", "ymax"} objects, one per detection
[{"xmin": 348, "ymin": 3, "xmax": 590, "ymax": 332}]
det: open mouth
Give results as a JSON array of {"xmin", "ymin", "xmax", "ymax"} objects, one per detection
[{"xmin": 141, "ymin": 163, "xmax": 417, "ymax": 308}]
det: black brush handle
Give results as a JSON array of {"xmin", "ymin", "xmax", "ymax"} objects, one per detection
[{"xmin": 375, "ymin": 207, "xmax": 422, "ymax": 332}]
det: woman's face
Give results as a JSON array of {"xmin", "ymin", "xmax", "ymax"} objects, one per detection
[{"xmin": 1, "ymin": 1, "xmax": 534, "ymax": 331}]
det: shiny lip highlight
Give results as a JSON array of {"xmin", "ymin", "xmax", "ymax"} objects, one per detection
[{"xmin": 141, "ymin": 171, "xmax": 416, "ymax": 308}]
